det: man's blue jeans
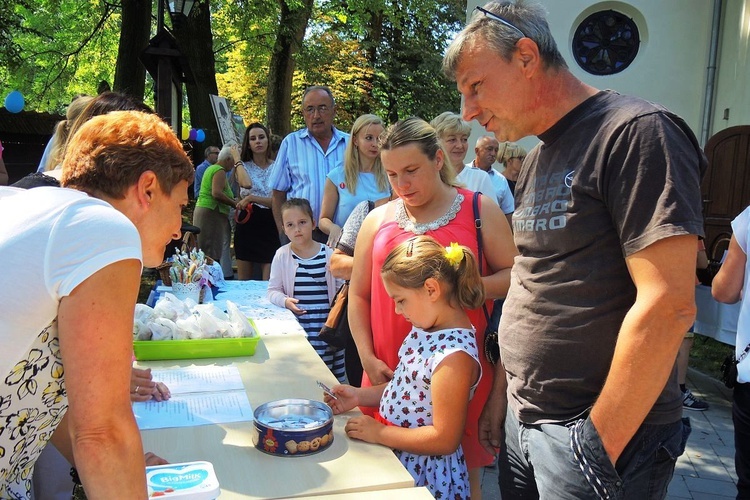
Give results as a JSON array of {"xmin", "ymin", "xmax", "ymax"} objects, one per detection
[{"xmin": 498, "ymin": 406, "xmax": 689, "ymax": 499}]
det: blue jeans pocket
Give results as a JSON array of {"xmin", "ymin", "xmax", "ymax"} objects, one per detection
[
  {"xmin": 639, "ymin": 419, "xmax": 687, "ymax": 496},
  {"xmin": 569, "ymin": 417, "xmax": 624, "ymax": 499}
]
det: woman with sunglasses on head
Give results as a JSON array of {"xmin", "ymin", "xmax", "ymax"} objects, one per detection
[
  {"xmin": 497, "ymin": 141, "xmax": 527, "ymax": 195},
  {"xmin": 319, "ymin": 114, "xmax": 391, "ymax": 248}
]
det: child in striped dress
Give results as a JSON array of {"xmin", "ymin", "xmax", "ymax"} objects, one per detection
[{"xmin": 267, "ymin": 198, "xmax": 346, "ymax": 381}]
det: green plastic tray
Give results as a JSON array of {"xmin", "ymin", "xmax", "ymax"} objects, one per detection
[{"xmin": 133, "ymin": 335, "xmax": 261, "ymax": 360}]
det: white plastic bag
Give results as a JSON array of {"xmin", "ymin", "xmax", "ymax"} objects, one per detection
[
  {"xmin": 153, "ymin": 293, "xmax": 192, "ymax": 321},
  {"xmin": 193, "ymin": 303, "xmax": 230, "ymax": 339},
  {"xmin": 175, "ymin": 315, "xmax": 202, "ymax": 340},
  {"xmin": 226, "ymin": 300, "xmax": 257, "ymax": 338},
  {"xmin": 150, "ymin": 317, "xmax": 178, "ymax": 341},
  {"xmin": 135, "ymin": 303, "xmax": 155, "ymax": 323}
]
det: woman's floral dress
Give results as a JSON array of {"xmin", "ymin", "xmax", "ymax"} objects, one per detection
[
  {"xmin": 379, "ymin": 326, "xmax": 482, "ymax": 499},
  {"xmin": 1, "ymin": 321, "xmax": 67, "ymax": 498}
]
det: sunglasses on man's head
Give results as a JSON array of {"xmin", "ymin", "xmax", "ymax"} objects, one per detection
[{"xmin": 474, "ymin": 6, "xmax": 526, "ymax": 39}]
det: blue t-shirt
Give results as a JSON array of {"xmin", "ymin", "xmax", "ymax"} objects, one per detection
[
  {"xmin": 326, "ymin": 167, "xmax": 390, "ymax": 227},
  {"xmin": 269, "ymin": 127, "xmax": 349, "ymax": 223}
]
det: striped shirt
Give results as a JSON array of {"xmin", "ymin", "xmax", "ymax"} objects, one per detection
[
  {"xmin": 292, "ymin": 244, "xmax": 346, "ymax": 382},
  {"xmin": 270, "ymin": 126, "xmax": 349, "ymax": 223}
]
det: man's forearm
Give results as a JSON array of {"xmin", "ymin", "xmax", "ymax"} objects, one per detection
[
  {"xmin": 590, "ymin": 298, "xmax": 694, "ymax": 464},
  {"xmin": 478, "ymin": 359, "xmax": 509, "ymax": 452}
]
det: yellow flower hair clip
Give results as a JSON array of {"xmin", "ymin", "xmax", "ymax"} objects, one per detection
[{"xmin": 444, "ymin": 242, "xmax": 464, "ymax": 269}]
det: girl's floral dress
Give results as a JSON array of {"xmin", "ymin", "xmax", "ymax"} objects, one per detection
[{"xmin": 379, "ymin": 326, "xmax": 481, "ymax": 499}]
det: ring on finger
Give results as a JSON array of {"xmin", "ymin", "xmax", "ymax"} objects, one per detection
[{"xmin": 135, "ymin": 385, "xmax": 140, "ymax": 394}]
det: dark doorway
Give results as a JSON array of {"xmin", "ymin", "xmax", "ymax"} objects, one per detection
[{"xmin": 702, "ymin": 125, "xmax": 750, "ymax": 260}]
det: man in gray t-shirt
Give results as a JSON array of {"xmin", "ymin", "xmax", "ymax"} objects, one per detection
[{"xmin": 444, "ymin": 2, "xmax": 705, "ymax": 499}]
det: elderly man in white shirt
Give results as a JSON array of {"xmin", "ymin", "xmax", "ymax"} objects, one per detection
[{"xmin": 468, "ymin": 135, "xmax": 514, "ymax": 227}]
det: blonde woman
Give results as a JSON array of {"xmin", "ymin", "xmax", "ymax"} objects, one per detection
[
  {"xmin": 497, "ymin": 141, "xmax": 527, "ymax": 195},
  {"xmin": 319, "ymin": 114, "xmax": 391, "ymax": 246},
  {"xmin": 431, "ymin": 111, "xmax": 498, "ymax": 206},
  {"xmin": 38, "ymin": 95, "xmax": 94, "ymax": 172}
]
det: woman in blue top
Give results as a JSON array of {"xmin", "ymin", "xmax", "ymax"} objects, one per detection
[{"xmin": 319, "ymin": 114, "xmax": 390, "ymax": 246}]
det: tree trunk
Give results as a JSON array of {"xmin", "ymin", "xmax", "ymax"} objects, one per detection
[
  {"xmin": 362, "ymin": 8, "xmax": 384, "ymax": 115},
  {"xmin": 266, "ymin": 0, "xmax": 315, "ymax": 137},
  {"xmin": 113, "ymin": 0, "xmax": 152, "ymax": 99},
  {"xmin": 173, "ymin": 0, "xmax": 221, "ymax": 151}
]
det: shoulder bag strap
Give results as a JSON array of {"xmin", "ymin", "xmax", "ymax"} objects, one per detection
[{"xmin": 472, "ymin": 192, "xmax": 492, "ymax": 325}]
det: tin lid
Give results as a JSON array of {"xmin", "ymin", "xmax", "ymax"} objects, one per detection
[
  {"xmin": 254, "ymin": 398, "xmax": 332, "ymax": 431},
  {"xmin": 146, "ymin": 461, "xmax": 220, "ymax": 499}
]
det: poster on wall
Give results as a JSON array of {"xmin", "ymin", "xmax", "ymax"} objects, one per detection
[{"xmin": 209, "ymin": 94, "xmax": 243, "ymax": 146}]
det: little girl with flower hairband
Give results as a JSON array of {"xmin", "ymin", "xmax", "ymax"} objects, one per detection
[{"xmin": 325, "ymin": 235, "xmax": 485, "ymax": 499}]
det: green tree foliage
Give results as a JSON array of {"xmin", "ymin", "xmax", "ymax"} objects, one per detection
[
  {"xmin": 1, "ymin": 0, "xmax": 465, "ymax": 135},
  {"xmin": 313, "ymin": 0, "xmax": 466, "ymax": 126},
  {"xmin": 209, "ymin": 1, "xmax": 278, "ymax": 128},
  {"xmin": 0, "ymin": 0, "xmax": 121, "ymax": 113}
]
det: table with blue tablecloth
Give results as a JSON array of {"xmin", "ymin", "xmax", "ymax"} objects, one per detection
[
  {"xmin": 138, "ymin": 280, "xmax": 415, "ymax": 498},
  {"xmin": 693, "ymin": 284, "xmax": 739, "ymax": 346},
  {"xmin": 147, "ymin": 280, "xmax": 306, "ymax": 336}
]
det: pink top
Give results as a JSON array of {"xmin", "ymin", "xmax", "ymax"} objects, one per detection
[{"xmin": 365, "ymin": 188, "xmax": 495, "ymax": 468}]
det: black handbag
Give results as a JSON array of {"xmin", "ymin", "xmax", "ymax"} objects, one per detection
[
  {"xmin": 319, "ymin": 282, "xmax": 349, "ymax": 350},
  {"xmin": 721, "ymin": 354, "xmax": 738, "ymax": 389},
  {"xmin": 472, "ymin": 192, "xmax": 501, "ymax": 365}
]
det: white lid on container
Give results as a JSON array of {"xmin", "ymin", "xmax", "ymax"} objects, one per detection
[{"xmin": 145, "ymin": 461, "xmax": 220, "ymax": 499}]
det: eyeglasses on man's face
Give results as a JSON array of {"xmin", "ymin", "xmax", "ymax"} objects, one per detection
[
  {"xmin": 303, "ymin": 105, "xmax": 331, "ymax": 116},
  {"xmin": 474, "ymin": 6, "xmax": 526, "ymax": 39}
]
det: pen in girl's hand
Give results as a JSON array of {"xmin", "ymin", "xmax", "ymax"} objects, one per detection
[{"xmin": 317, "ymin": 380, "xmax": 337, "ymax": 400}]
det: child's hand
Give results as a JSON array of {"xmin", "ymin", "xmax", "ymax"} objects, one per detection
[
  {"xmin": 344, "ymin": 415, "xmax": 383, "ymax": 444},
  {"xmin": 325, "ymin": 384, "xmax": 359, "ymax": 414},
  {"xmin": 284, "ymin": 297, "xmax": 306, "ymax": 315}
]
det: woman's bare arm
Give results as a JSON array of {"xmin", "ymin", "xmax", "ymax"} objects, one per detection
[
  {"xmin": 319, "ymin": 179, "xmax": 341, "ymax": 241},
  {"xmin": 349, "ymin": 209, "xmax": 393, "ymax": 384},
  {"xmin": 329, "ymin": 249, "xmax": 353, "ymax": 281},
  {"xmin": 57, "ymin": 259, "xmax": 147, "ymax": 497},
  {"xmin": 478, "ymin": 194, "xmax": 518, "ymax": 299},
  {"xmin": 713, "ymin": 235, "xmax": 746, "ymax": 304}
]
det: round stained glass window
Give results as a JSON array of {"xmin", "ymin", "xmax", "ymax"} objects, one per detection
[{"xmin": 572, "ymin": 9, "xmax": 640, "ymax": 75}]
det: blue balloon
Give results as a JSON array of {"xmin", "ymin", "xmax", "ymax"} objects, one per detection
[
  {"xmin": 4, "ymin": 90, "xmax": 24, "ymax": 113},
  {"xmin": 195, "ymin": 129, "xmax": 206, "ymax": 143}
]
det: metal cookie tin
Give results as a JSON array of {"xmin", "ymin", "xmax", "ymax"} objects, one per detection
[{"xmin": 252, "ymin": 398, "xmax": 334, "ymax": 457}]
